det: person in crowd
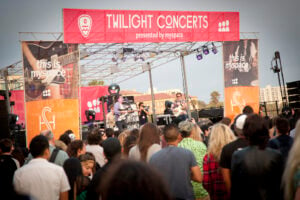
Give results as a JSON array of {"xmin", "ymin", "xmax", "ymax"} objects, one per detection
[
  {"xmin": 200, "ymin": 122, "xmax": 213, "ymax": 146},
  {"xmin": 267, "ymin": 117, "xmax": 293, "ymax": 164},
  {"xmin": 25, "ymin": 130, "xmax": 69, "ymax": 166},
  {"xmin": 282, "ymin": 120, "xmax": 300, "ymax": 200},
  {"xmin": 54, "ymin": 140, "xmax": 68, "ymax": 151},
  {"xmin": 242, "ymin": 105, "xmax": 254, "ymax": 115},
  {"xmin": 150, "ymin": 124, "xmax": 202, "ymax": 200},
  {"xmin": 230, "ymin": 114, "xmax": 284, "ymax": 200},
  {"xmin": 79, "ymin": 152, "xmax": 96, "ymax": 178},
  {"xmin": 100, "ymin": 160, "xmax": 172, "ymax": 200},
  {"xmin": 13, "ymin": 135, "xmax": 70, "ymax": 200},
  {"xmin": 138, "ymin": 102, "xmax": 149, "ymax": 126},
  {"xmin": 59, "ymin": 132, "xmax": 72, "ymax": 147},
  {"xmin": 0, "ymin": 138, "xmax": 19, "ymax": 196},
  {"xmin": 123, "ymin": 135, "xmax": 138, "ymax": 157},
  {"xmin": 164, "ymin": 100, "xmax": 174, "ymax": 115},
  {"xmin": 63, "ymin": 158, "xmax": 90, "ymax": 200},
  {"xmin": 114, "ymin": 95, "xmax": 127, "ymax": 132},
  {"xmin": 86, "ymin": 129, "xmax": 105, "ymax": 167},
  {"xmin": 67, "ymin": 140, "xmax": 86, "ymax": 158},
  {"xmin": 130, "ymin": 128, "xmax": 139, "ymax": 138},
  {"xmin": 266, "ymin": 116, "xmax": 277, "ymax": 139},
  {"xmin": 86, "ymin": 138, "xmax": 122, "ymax": 200},
  {"xmin": 12, "ymin": 146, "xmax": 28, "ymax": 167},
  {"xmin": 106, "ymin": 105, "xmax": 116, "ymax": 129},
  {"xmin": 117, "ymin": 129, "xmax": 130, "ymax": 152},
  {"xmin": 220, "ymin": 117, "xmax": 231, "ymax": 126},
  {"xmin": 178, "ymin": 120, "xmax": 209, "ymax": 200},
  {"xmin": 104, "ymin": 128, "xmax": 115, "ymax": 138},
  {"xmin": 219, "ymin": 114, "xmax": 248, "ymax": 194},
  {"xmin": 203, "ymin": 123, "xmax": 236, "ymax": 200},
  {"xmin": 129, "ymin": 123, "xmax": 161, "ymax": 162},
  {"xmin": 190, "ymin": 123, "xmax": 203, "ymax": 142}
]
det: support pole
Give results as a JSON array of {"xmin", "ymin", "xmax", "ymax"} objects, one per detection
[
  {"xmin": 179, "ymin": 53, "xmax": 191, "ymax": 120},
  {"xmin": 147, "ymin": 63, "xmax": 157, "ymax": 125}
]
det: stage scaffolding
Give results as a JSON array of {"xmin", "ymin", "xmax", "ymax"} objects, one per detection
[{"xmin": 1, "ymin": 32, "xmax": 259, "ymax": 123}]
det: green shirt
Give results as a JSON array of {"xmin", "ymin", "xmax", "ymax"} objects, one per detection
[{"xmin": 178, "ymin": 137, "xmax": 208, "ymax": 198}]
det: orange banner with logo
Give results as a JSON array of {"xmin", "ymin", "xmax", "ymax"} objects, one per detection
[{"xmin": 26, "ymin": 99, "xmax": 80, "ymax": 146}]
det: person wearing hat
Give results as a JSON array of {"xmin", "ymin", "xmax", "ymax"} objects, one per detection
[
  {"xmin": 219, "ymin": 114, "xmax": 248, "ymax": 195},
  {"xmin": 177, "ymin": 120, "xmax": 209, "ymax": 200}
]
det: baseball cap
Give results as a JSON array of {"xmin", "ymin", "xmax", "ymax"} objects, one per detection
[{"xmin": 235, "ymin": 114, "xmax": 247, "ymax": 130}]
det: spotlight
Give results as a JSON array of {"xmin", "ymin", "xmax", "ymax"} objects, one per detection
[
  {"xmin": 212, "ymin": 43, "xmax": 218, "ymax": 54},
  {"xmin": 202, "ymin": 46, "xmax": 209, "ymax": 55},
  {"xmin": 196, "ymin": 53, "xmax": 203, "ymax": 60}
]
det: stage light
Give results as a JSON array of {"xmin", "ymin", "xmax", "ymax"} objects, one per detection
[
  {"xmin": 212, "ymin": 43, "xmax": 218, "ymax": 54},
  {"xmin": 202, "ymin": 46, "xmax": 209, "ymax": 55},
  {"xmin": 196, "ymin": 53, "xmax": 203, "ymax": 60}
]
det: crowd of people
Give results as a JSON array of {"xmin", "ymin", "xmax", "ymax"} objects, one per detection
[{"xmin": 0, "ymin": 104, "xmax": 300, "ymax": 200}]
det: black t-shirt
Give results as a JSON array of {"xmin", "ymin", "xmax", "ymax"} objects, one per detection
[
  {"xmin": 219, "ymin": 138, "xmax": 248, "ymax": 169},
  {"xmin": 267, "ymin": 134, "xmax": 293, "ymax": 163}
]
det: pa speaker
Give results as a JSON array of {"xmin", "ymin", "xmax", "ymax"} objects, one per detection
[{"xmin": 287, "ymin": 80, "xmax": 300, "ymax": 109}]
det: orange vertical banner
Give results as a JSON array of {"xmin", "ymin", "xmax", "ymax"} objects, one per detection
[
  {"xmin": 22, "ymin": 41, "xmax": 80, "ymax": 146},
  {"xmin": 223, "ymin": 39, "xmax": 259, "ymax": 120}
]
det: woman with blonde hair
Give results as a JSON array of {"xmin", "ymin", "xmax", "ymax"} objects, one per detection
[
  {"xmin": 283, "ymin": 120, "xmax": 300, "ymax": 200},
  {"xmin": 203, "ymin": 123, "xmax": 236, "ymax": 200},
  {"xmin": 129, "ymin": 123, "xmax": 161, "ymax": 162}
]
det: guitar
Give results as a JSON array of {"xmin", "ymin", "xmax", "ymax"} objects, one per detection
[{"xmin": 172, "ymin": 100, "xmax": 187, "ymax": 117}]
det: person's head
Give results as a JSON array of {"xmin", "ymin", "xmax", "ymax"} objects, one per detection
[
  {"xmin": 138, "ymin": 102, "xmax": 144, "ymax": 108},
  {"xmin": 130, "ymin": 128, "xmax": 139, "ymax": 139},
  {"xmin": 220, "ymin": 117, "xmax": 232, "ymax": 126},
  {"xmin": 117, "ymin": 130, "xmax": 130, "ymax": 148},
  {"xmin": 189, "ymin": 124, "xmax": 203, "ymax": 142},
  {"xmin": 175, "ymin": 92, "xmax": 183, "ymax": 100},
  {"xmin": 78, "ymin": 152, "xmax": 96, "ymax": 177},
  {"xmin": 163, "ymin": 124, "xmax": 180, "ymax": 143},
  {"xmin": 100, "ymin": 160, "xmax": 172, "ymax": 200},
  {"xmin": 40, "ymin": 130, "xmax": 54, "ymax": 144},
  {"xmin": 55, "ymin": 140, "xmax": 68, "ymax": 151},
  {"xmin": 105, "ymin": 128, "xmax": 114, "ymax": 138},
  {"xmin": 67, "ymin": 140, "xmax": 86, "ymax": 158},
  {"xmin": 87, "ymin": 131, "xmax": 101, "ymax": 145},
  {"xmin": 59, "ymin": 133, "xmax": 71, "ymax": 146},
  {"xmin": 0, "ymin": 138, "xmax": 14, "ymax": 154},
  {"xmin": 29, "ymin": 135, "xmax": 50, "ymax": 159},
  {"xmin": 243, "ymin": 114, "xmax": 269, "ymax": 149},
  {"xmin": 178, "ymin": 120, "xmax": 194, "ymax": 138},
  {"xmin": 208, "ymin": 123, "xmax": 236, "ymax": 161},
  {"xmin": 109, "ymin": 104, "xmax": 114, "ymax": 112},
  {"xmin": 102, "ymin": 138, "xmax": 121, "ymax": 162},
  {"xmin": 200, "ymin": 122, "xmax": 213, "ymax": 137},
  {"xmin": 275, "ymin": 117, "xmax": 290, "ymax": 135},
  {"xmin": 283, "ymin": 120, "xmax": 300, "ymax": 200},
  {"xmin": 63, "ymin": 158, "xmax": 83, "ymax": 200},
  {"xmin": 123, "ymin": 135, "xmax": 138, "ymax": 157},
  {"xmin": 138, "ymin": 123, "xmax": 160, "ymax": 161},
  {"xmin": 242, "ymin": 105, "xmax": 254, "ymax": 115},
  {"xmin": 234, "ymin": 114, "xmax": 247, "ymax": 137}
]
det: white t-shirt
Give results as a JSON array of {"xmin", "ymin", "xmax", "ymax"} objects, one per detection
[
  {"xmin": 13, "ymin": 158, "xmax": 70, "ymax": 200},
  {"xmin": 128, "ymin": 143, "xmax": 161, "ymax": 162},
  {"xmin": 86, "ymin": 144, "xmax": 106, "ymax": 167}
]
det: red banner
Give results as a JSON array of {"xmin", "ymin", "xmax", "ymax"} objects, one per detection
[
  {"xmin": 80, "ymin": 86, "xmax": 109, "ymax": 121},
  {"xmin": 63, "ymin": 9, "xmax": 239, "ymax": 43}
]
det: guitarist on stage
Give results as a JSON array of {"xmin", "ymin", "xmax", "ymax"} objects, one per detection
[
  {"xmin": 172, "ymin": 92, "xmax": 188, "ymax": 123},
  {"xmin": 114, "ymin": 95, "xmax": 127, "ymax": 132}
]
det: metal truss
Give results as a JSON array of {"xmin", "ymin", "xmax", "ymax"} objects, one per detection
[{"xmin": 1, "ymin": 32, "xmax": 258, "ymax": 90}]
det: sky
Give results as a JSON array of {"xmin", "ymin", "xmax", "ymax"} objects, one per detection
[{"xmin": 0, "ymin": 0, "xmax": 299, "ymax": 103}]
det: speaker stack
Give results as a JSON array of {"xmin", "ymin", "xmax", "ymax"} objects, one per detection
[{"xmin": 287, "ymin": 80, "xmax": 300, "ymax": 109}]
